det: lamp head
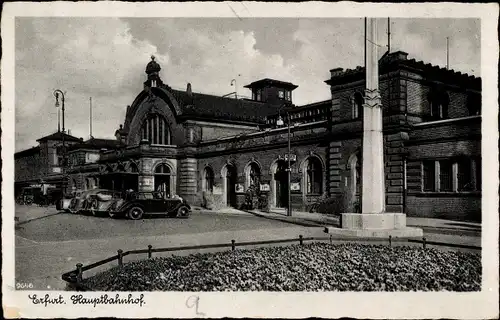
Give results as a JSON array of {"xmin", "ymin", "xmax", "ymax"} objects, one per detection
[{"xmin": 276, "ymin": 116, "xmax": 284, "ymax": 127}]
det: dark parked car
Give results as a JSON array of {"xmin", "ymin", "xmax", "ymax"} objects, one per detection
[{"xmin": 107, "ymin": 192, "xmax": 191, "ymax": 220}]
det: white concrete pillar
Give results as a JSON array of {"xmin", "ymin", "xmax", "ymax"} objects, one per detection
[{"xmin": 361, "ymin": 18, "xmax": 386, "ymax": 214}]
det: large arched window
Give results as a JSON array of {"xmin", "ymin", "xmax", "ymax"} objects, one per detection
[
  {"xmin": 203, "ymin": 167, "xmax": 215, "ymax": 193},
  {"xmin": 352, "ymin": 92, "xmax": 364, "ymax": 119},
  {"xmin": 246, "ymin": 162, "xmax": 261, "ymax": 188},
  {"xmin": 306, "ymin": 157, "xmax": 323, "ymax": 194},
  {"xmin": 141, "ymin": 114, "xmax": 171, "ymax": 145}
]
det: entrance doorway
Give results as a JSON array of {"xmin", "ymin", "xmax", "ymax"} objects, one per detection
[
  {"xmin": 154, "ymin": 163, "xmax": 172, "ymax": 198},
  {"xmin": 274, "ymin": 161, "xmax": 289, "ymax": 208},
  {"xmin": 224, "ymin": 164, "xmax": 237, "ymax": 207}
]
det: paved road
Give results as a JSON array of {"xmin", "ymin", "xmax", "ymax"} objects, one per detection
[
  {"xmin": 14, "ymin": 205, "xmax": 318, "ymax": 290},
  {"xmin": 16, "ymin": 209, "xmax": 295, "ymax": 242}
]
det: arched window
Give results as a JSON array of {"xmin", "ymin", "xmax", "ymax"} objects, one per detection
[
  {"xmin": 306, "ymin": 157, "xmax": 323, "ymax": 194},
  {"xmin": 155, "ymin": 163, "xmax": 171, "ymax": 174},
  {"xmin": 428, "ymin": 91, "xmax": 449, "ymax": 120},
  {"xmin": 203, "ymin": 167, "xmax": 215, "ymax": 193},
  {"xmin": 141, "ymin": 114, "xmax": 171, "ymax": 145},
  {"xmin": 246, "ymin": 163, "xmax": 261, "ymax": 188},
  {"xmin": 352, "ymin": 92, "xmax": 364, "ymax": 119}
]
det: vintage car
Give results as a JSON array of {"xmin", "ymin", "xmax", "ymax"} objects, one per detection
[
  {"xmin": 56, "ymin": 190, "xmax": 83, "ymax": 212},
  {"xmin": 67, "ymin": 189, "xmax": 117, "ymax": 214},
  {"xmin": 86, "ymin": 190, "xmax": 123, "ymax": 216},
  {"xmin": 107, "ymin": 191, "xmax": 191, "ymax": 220}
]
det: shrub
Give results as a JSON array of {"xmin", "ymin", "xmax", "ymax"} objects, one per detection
[
  {"xmin": 310, "ymin": 193, "xmax": 345, "ymax": 215},
  {"xmin": 258, "ymin": 193, "xmax": 270, "ymax": 212},
  {"xmin": 244, "ymin": 185, "xmax": 259, "ymax": 210}
]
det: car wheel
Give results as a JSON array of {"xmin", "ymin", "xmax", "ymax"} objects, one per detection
[
  {"xmin": 128, "ymin": 207, "xmax": 144, "ymax": 220},
  {"xmin": 177, "ymin": 206, "xmax": 190, "ymax": 218},
  {"xmin": 90, "ymin": 200, "xmax": 99, "ymax": 216}
]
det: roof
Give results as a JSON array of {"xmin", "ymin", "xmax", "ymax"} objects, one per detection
[
  {"xmin": 325, "ymin": 51, "xmax": 481, "ymax": 88},
  {"xmin": 68, "ymin": 138, "xmax": 125, "ymax": 151},
  {"xmin": 36, "ymin": 131, "xmax": 82, "ymax": 143},
  {"xmin": 169, "ymin": 89, "xmax": 283, "ymax": 124},
  {"xmin": 15, "ymin": 146, "xmax": 40, "ymax": 159},
  {"xmin": 243, "ymin": 78, "xmax": 298, "ymax": 90}
]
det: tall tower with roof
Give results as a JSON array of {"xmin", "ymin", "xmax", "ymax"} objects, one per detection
[{"xmin": 144, "ymin": 55, "xmax": 164, "ymax": 89}]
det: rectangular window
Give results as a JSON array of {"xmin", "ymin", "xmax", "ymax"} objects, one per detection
[
  {"xmin": 422, "ymin": 160, "xmax": 435, "ymax": 191},
  {"xmin": 457, "ymin": 159, "xmax": 473, "ymax": 191},
  {"xmin": 439, "ymin": 160, "xmax": 453, "ymax": 192}
]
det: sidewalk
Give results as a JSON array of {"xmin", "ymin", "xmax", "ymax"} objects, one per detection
[{"xmin": 194, "ymin": 206, "xmax": 481, "ymax": 235}]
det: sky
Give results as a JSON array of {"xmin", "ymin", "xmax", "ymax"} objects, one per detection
[{"xmin": 15, "ymin": 17, "xmax": 480, "ymax": 152}]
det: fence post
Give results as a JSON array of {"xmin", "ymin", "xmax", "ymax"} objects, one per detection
[
  {"xmin": 117, "ymin": 249, "xmax": 123, "ymax": 267},
  {"xmin": 299, "ymin": 235, "xmax": 303, "ymax": 245},
  {"xmin": 423, "ymin": 237, "xmax": 427, "ymax": 249},
  {"xmin": 148, "ymin": 245, "xmax": 152, "ymax": 259},
  {"xmin": 389, "ymin": 235, "xmax": 392, "ymax": 247},
  {"xmin": 231, "ymin": 240, "xmax": 236, "ymax": 251},
  {"xmin": 76, "ymin": 263, "xmax": 83, "ymax": 283}
]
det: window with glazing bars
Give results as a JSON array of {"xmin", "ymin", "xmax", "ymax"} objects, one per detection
[
  {"xmin": 142, "ymin": 114, "xmax": 171, "ymax": 145},
  {"xmin": 439, "ymin": 160, "xmax": 453, "ymax": 191},
  {"xmin": 422, "ymin": 160, "xmax": 435, "ymax": 191}
]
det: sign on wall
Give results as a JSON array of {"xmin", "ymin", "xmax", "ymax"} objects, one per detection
[
  {"xmin": 260, "ymin": 183, "xmax": 270, "ymax": 192},
  {"xmin": 139, "ymin": 177, "xmax": 153, "ymax": 187},
  {"xmin": 235, "ymin": 184, "xmax": 244, "ymax": 193},
  {"xmin": 290, "ymin": 182, "xmax": 301, "ymax": 191}
]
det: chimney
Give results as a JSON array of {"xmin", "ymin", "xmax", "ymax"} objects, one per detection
[
  {"xmin": 187, "ymin": 83, "xmax": 192, "ymax": 97},
  {"xmin": 330, "ymin": 68, "xmax": 344, "ymax": 78}
]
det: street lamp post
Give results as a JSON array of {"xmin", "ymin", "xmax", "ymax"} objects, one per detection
[
  {"xmin": 54, "ymin": 89, "xmax": 66, "ymax": 194},
  {"xmin": 286, "ymin": 111, "xmax": 291, "ymax": 217},
  {"xmin": 276, "ymin": 106, "xmax": 292, "ymax": 217}
]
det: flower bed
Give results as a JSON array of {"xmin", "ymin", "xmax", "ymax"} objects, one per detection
[{"xmin": 81, "ymin": 243, "xmax": 481, "ymax": 292}]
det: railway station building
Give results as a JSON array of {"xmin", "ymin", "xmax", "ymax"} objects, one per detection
[{"xmin": 15, "ymin": 52, "xmax": 482, "ymax": 221}]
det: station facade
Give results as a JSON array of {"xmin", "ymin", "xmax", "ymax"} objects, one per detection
[{"xmin": 15, "ymin": 52, "xmax": 482, "ymax": 221}]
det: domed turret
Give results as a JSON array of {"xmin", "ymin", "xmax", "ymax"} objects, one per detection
[
  {"xmin": 144, "ymin": 55, "xmax": 164, "ymax": 89},
  {"xmin": 146, "ymin": 55, "xmax": 161, "ymax": 75}
]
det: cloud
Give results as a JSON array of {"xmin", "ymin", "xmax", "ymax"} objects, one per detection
[{"xmin": 15, "ymin": 17, "xmax": 480, "ymax": 152}]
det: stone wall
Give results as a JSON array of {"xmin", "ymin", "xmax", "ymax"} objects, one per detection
[{"xmin": 196, "ymin": 134, "xmax": 328, "ymax": 210}]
